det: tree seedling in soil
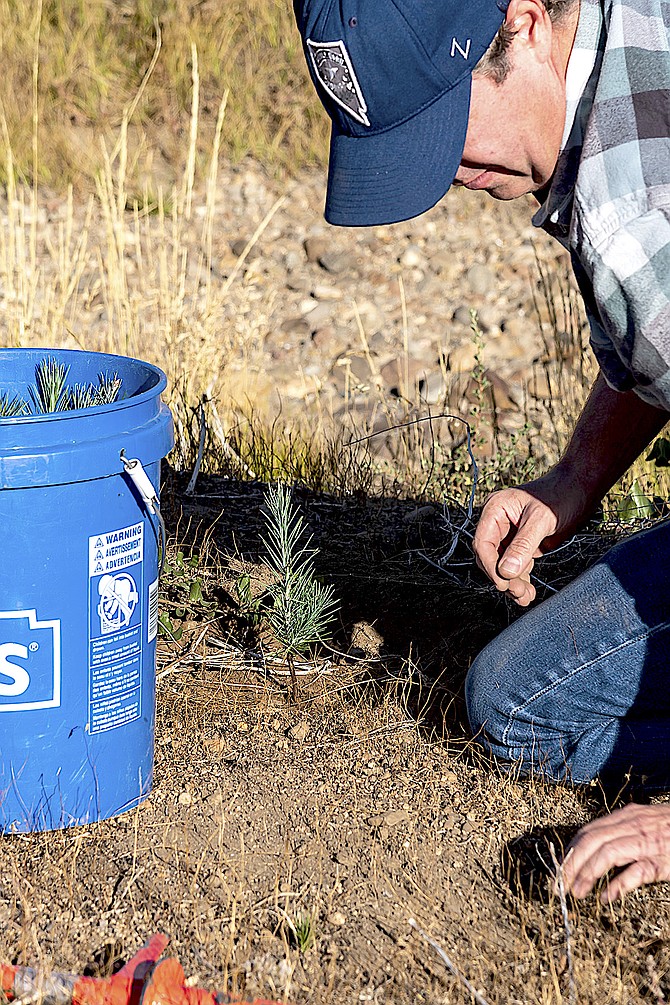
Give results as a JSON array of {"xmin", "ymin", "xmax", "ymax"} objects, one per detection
[
  {"xmin": 290, "ymin": 913, "xmax": 316, "ymax": 954},
  {"xmin": 261, "ymin": 482, "xmax": 338, "ymax": 701}
]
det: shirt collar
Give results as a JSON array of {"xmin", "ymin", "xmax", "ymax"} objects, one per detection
[{"xmin": 533, "ymin": 0, "xmax": 603, "ymax": 235}]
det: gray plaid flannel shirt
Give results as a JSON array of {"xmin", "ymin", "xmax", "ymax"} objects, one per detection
[{"xmin": 534, "ymin": 0, "xmax": 670, "ymax": 412}]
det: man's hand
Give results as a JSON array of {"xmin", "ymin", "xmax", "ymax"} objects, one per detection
[
  {"xmin": 473, "ymin": 374, "xmax": 670, "ymax": 606},
  {"xmin": 472, "ymin": 472, "xmax": 588, "ymax": 606},
  {"xmin": 562, "ymin": 804, "xmax": 670, "ymax": 903}
]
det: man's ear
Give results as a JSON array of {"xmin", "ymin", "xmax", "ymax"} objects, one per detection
[{"xmin": 503, "ymin": 0, "xmax": 554, "ymax": 62}]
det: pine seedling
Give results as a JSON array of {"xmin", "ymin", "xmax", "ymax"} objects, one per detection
[
  {"xmin": 0, "ymin": 391, "xmax": 29, "ymax": 417},
  {"xmin": 67, "ymin": 383, "xmax": 98, "ymax": 410},
  {"xmin": 11, "ymin": 358, "xmax": 123, "ymax": 415},
  {"xmin": 292, "ymin": 913, "xmax": 316, "ymax": 953},
  {"xmin": 95, "ymin": 372, "xmax": 122, "ymax": 405},
  {"xmin": 29, "ymin": 357, "xmax": 70, "ymax": 413},
  {"xmin": 261, "ymin": 482, "xmax": 338, "ymax": 699}
]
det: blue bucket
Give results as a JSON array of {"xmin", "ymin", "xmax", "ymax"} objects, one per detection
[{"xmin": 0, "ymin": 348, "xmax": 173, "ymax": 832}]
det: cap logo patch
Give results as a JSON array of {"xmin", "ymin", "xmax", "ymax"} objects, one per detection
[{"xmin": 306, "ymin": 38, "xmax": 371, "ymax": 127}]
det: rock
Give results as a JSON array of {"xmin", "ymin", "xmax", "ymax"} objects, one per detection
[
  {"xmin": 484, "ymin": 369, "xmax": 521, "ymax": 411},
  {"xmin": 318, "ymin": 250, "xmax": 350, "ymax": 275},
  {"xmin": 328, "ymin": 911, "xmax": 346, "ymax": 927},
  {"xmin": 230, "ymin": 238, "xmax": 260, "ymax": 261},
  {"xmin": 399, "ymin": 244, "xmax": 424, "ymax": 269},
  {"xmin": 303, "ymin": 236, "xmax": 329, "ymax": 263},
  {"xmin": 429, "ymin": 249, "xmax": 460, "ymax": 278},
  {"xmin": 311, "ymin": 325, "xmax": 344, "ymax": 352},
  {"xmin": 488, "ymin": 332, "xmax": 531, "ymax": 362},
  {"xmin": 527, "ymin": 369, "xmax": 554, "ymax": 399},
  {"xmin": 300, "ymin": 297, "xmax": 318, "ymax": 316},
  {"xmin": 403, "ymin": 504, "xmax": 439, "ymax": 525},
  {"xmin": 347, "ymin": 354, "xmax": 374, "ymax": 383},
  {"xmin": 466, "ymin": 263, "xmax": 495, "ymax": 296},
  {"xmin": 178, "ymin": 791, "xmax": 192, "ymax": 807},
  {"xmin": 280, "ymin": 316, "xmax": 311, "ymax": 336},
  {"xmin": 301, "ymin": 299, "xmax": 337, "ymax": 327},
  {"xmin": 500, "ymin": 316, "xmax": 530, "ymax": 343},
  {"xmin": 312, "ymin": 283, "xmax": 343, "ymax": 301},
  {"xmin": 354, "ymin": 300, "xmax": 384, "ymax": 332},
  {"xmin": 447, "ymin": 342, "xmax": 477, "ymax": 372},
  {"xmin": 420, "ymin": 369, "xmax": 448, "ymax": 405},
  {"xmin": 287, "ymin": 720, "xmax": 310, "ymax": 742},
  {"xmin": 452, "ymin": 306, "xmax": 473, "ymax": 327},
  {"xmin": 476, "ymin": 305, "xmax": 501, "ymax": 333},
  {"xmin": 380, "ymin": 356, "xmax": 429, "ymax": 394},
  {"xmin": 369, "ymin": 808, "xmax": 410, "ymax": 828}
]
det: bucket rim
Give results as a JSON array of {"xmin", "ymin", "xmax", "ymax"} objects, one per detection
[{"xmin": 0, "ymin": 348, "xmax": 167, "ymax": 425}]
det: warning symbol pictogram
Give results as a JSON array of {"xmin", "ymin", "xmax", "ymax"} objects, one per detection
[{"xmin": 97, "ymin": 573, "xmax": 139, "ymax": 634}]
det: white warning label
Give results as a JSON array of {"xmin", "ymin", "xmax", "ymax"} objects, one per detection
[
  {"xmin": 88, "ymin": 521, "xmax": 144, "ymax": 734},
  {"xmin": 89, "ymin": 523, "xmax": 143, "ymax": 576}
]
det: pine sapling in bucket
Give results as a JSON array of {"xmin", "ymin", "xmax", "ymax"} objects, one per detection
[
  {"xmin": 0, "ymin": 356, "xmax": 122, "ymax": 417},
  {"xmin": 261, "ymin": 482, "xmax": 338, "ymax": 700}
]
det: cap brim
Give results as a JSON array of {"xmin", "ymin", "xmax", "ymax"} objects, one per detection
[{"xmin": 324, "ymin": 74, "xmax": 471, "ymax": 227}]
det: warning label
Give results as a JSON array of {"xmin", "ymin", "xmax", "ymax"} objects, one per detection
[
  {"xmin": 89, "ymin": 523, "xmax": 143, "ymax": 576},
  {"xmin": 88, "ymin": 522, "xmax": 144, "ymax": 734}
]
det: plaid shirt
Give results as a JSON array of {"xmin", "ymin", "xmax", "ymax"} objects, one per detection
[{"xmin": 533, "ymin": 0, "xmax": 670, "ymax": 412}]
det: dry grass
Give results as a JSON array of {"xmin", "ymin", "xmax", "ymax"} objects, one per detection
[{"xmin": 0, "ymin": 0, "xmax": 326, "ymax": 189}]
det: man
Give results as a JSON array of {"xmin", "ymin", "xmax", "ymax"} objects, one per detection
[{"xmin": 293, "ymin": 0, "xmax": 670, "ymax": 903}]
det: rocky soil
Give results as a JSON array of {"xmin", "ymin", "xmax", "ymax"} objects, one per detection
[
  {"xmin": 0, "ymin": 157, "xmax": 589, "ymax": 462},
  {"xmin": 214, "ymin": 162, "xmax": 588, "ymax": 441}
]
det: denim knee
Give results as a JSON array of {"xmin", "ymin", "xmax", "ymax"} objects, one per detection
[
  {"xmin": 465, "ymin": 638, "xmax": 516, "ymax": 757},
  {"xmin": 465, "ymin": 628, "xmax": 565, "ymax": 776}
]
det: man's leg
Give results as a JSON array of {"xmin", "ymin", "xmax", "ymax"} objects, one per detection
[{"xmin": 465, "ymin": 520, "xmax": 670, "ymax": 789}]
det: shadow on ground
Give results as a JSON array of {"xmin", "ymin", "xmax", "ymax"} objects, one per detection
[{"xmin": 161, "ymin": 467, "xmax": 612, "ymax": 742}]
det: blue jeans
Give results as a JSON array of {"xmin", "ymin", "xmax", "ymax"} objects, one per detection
[{"xmin": 465, "ymin": 520, "xmax": 670, "ymax": 789}]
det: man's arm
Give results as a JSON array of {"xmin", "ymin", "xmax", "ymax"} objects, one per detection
[
  {"xmin": 473, "ymin": 371, "xmax": 669, "ymax": 606},
  {"xmin": 474, "ymin": 375, "xmax": 670, "ymax": 902}
]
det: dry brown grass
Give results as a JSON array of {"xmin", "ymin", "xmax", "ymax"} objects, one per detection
[{"xmin": 0, "ymin": 0, "xmax": 327, "ymax": 190}]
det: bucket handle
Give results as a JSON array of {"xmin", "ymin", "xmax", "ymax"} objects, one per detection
[{"xmin": 120, "ymin": 450, "xmax": 167, "ymax": 575}]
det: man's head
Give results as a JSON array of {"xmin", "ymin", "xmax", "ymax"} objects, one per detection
[
  {"xmin": 456, "ymin": 0, "xmax": 580, "ymax": 200},
  {"xmin": 294, "ymin": 0, "xmax": 579, "ymax": 225}
]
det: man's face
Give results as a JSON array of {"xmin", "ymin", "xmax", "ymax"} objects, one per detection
[{"xmin": 454, "ymin": 9, "xmax": 570, "ymax": 200}]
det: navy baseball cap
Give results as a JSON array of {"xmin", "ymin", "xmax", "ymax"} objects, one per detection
[{"xmin": 294, "ymin": 0, "xmax": 509, "ymax": 226}]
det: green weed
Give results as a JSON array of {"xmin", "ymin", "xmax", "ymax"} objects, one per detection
[{"xmin": 158, "ymin": 549, "xmax": 215, "ymax": 641}]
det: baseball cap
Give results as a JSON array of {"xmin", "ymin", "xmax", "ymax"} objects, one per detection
[{"xmin": 294, "ymin": 0, "xmax": 509, "ymax": 226}]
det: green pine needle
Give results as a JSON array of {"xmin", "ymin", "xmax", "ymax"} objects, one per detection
[
  {"xmin": 0, "ymin": 391, "xmax": 29, "ymax": 417},
  {"xmin": 95, "ymin": 372, "xmax": 122, "ymax": 405},
  {"xmin": 30, "ymin": 357, "xmax": 70, "ymax": 413},
  {"xmin": 261, "ymin": 482, "xmax": 338, "ymax": 657}
]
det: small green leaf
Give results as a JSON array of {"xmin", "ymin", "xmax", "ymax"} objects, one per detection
[
  {"xmin": 158, "ymin": 613, "xmax": 182, "ymax": 641},
  {"xmin": 189, "ymin": 580, "xmax": 204, "ymax": 603},
  {"xmin": 618, "ymin": 479, "xmax": 655, "ymax": 521}
]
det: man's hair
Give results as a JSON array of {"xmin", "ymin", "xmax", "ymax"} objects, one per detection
[{"xmin": 475, "ymin": 0, "xmax": 578, "ymax": 83}]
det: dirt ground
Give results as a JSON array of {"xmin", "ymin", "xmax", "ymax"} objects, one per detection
[{"xmin": 2, "ymin": 474, "xmax": 670, "ymax": 1005}]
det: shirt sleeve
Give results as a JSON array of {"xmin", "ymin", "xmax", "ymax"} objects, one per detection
[{"xmin": 576, "ymin": 205, "xmax": 670, "ymax": 412}]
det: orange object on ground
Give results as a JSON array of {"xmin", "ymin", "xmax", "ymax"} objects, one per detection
[{"xmin": 1, "ymin": 935, "xmax": 287, "ymax": 1005}]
